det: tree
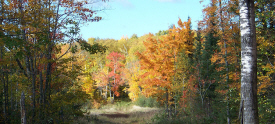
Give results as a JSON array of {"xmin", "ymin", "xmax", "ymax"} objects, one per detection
[
  {"xmin": 136, "ymin": 18, "xmax": 194, "ymax": 117},
  {"xmin": 136, "ymin": 34, "xmax": 175, "ymax": 117},
  {"xmin": 106, "ymin": 52, "xmax": 125, "ymax": 102},
  {"xmin": 254, "ymin": 0, "xmax": 275, "ymax": 123},
  {"xmin": 239, "ymin": 0, "xmax": 259, "ymax": 123},
  {"xmin": 208, "ymin": 0, "xmax": 241, "ymax": 123},
  {"xmin": 0, "ymin": 0, "xmax": 108, "ymax": 123}
]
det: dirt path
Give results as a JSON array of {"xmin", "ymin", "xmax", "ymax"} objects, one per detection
[
  {"xmin": 100, "ymin": 113, "xmax": 130, "ymax": 118},
  {"xmin": 76, "ymin": 105, "xmax": 161, "ymax": 124}
]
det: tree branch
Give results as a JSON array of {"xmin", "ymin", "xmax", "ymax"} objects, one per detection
[{"xmin": 16, "ymin": 58, "xmax": 28, "ymax": 77}]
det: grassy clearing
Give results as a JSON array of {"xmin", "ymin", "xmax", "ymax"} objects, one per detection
[{"xmin": 74, "ymin": 101, "xmax": 161, "ymax": 124}]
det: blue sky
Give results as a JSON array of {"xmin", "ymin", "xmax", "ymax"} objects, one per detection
[{"xmin": 80, "ymin": 0, "xmax": 207, "ymax": 40}]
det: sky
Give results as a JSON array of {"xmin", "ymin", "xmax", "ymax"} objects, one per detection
[{"xmin": 80, "ymin": 0, "xmax": 208, "ymax": 40}]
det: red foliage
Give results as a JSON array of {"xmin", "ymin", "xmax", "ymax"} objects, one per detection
[{"xmin": 106, "ymin": 52, "xmax": 125, "ymax": 97}]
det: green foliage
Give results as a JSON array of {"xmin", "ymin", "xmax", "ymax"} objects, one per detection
[
  {"xmin": 258, "ymin": 93, "xmax": 275, "ymax": 123},
  {"xmin": 77, "ymin": 40, "xmax": 107, "ymax": 54},
  {"xmin": 155, "ymin": 30, "xmax": 169, "ymax": 36},
  {"xmin": 134, "ymin": 95, "xmax": 159, "ymax": 107},
  {"xmin": 114, "ymin": 100, "xmax": 132, "ymax": 111},
  {"xmin": 42, "ymin": 85, "xmax": 90, "ymax": 123},
  {"xmin": 151, "ymin": 110, "xmax": 184, "ymax": 124},
  {"xmin": 130, "ymin": 34, "xmax": 138, "ymax": 39}
]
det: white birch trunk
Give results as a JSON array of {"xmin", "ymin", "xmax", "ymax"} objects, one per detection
[
  {"xmin": 105, "ymin": 85, "xmax": 107, "ymax": 100},
  {"xmin": 239, "ymin": 0, "xmax": 259, "ymax": 123}
]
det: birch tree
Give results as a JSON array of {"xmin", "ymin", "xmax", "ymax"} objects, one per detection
[{"xmin": 239, "ymin": 0, "xmax": 259, "ymax": 123}]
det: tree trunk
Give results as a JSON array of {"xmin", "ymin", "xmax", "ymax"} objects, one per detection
[
  {"xmin": 239, "ymin": 0, "xmax": 259, "ymax": 123},
  {"xmin": 112, "ymin": 92, "xmax": 115, "ymax": 103},
  {"xmin": 0, "ymin": 7, "xmax": 4, "ymax": 121},
  {"xmin": 105, "ymin": 85, "xmax": 107, "ymax": 100},
  {"xmin": 109, "ymin": 83, "xmax": 112, "ymax": 103},
  {"xmin": 219, "ymin": 1, "xmax": 230, "ymax": 123},
  {"xmin": 4, "ymin": 70, "xmax": 9, "ymax": 123},
  {"xmin": 165, "ymin": 88, "xmax": 169, "ymax": 118},
  {"xmin": 10, "ymin": 77, "xmax": 13, "ymax": 115},
  {"xmin": 39, "ymin": 70, "xmax": 44, "ymax": 120},
  {"xmin": 30, "ymin": 56, "xmax": 36, "ymax": 123},
  {"xmin": 3, "ymin": 71, "xmax": 6, "ymax": 122},
  {"xmin": 21, "ymin": 92, "xmax": 26, "ymax": 124},
  {"xmin": 16, "ymin": 81, "xmax": 18, "ymax": 109}
]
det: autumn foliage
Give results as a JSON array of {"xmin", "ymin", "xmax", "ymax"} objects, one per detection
[
  {"xmin": 0, "ymin": 0, "xmax": 274, "ymax": 123},
  {"xmin": 106, "ymin": 52, "xmax": 125, "ymax": 97}
]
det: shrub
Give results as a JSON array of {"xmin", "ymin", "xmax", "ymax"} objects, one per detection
[
  {"xmin": 151, "ymin": 110, "xmax": 186, "ymax": 124},
  {"xmin": 135, "ymin": 95, "xmax": 159, "ymax": 107}
]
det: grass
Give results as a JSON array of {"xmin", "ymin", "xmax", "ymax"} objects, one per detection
[{"xmin": 74, "ymin": 101, "xmax": 161, "ymax": 124}]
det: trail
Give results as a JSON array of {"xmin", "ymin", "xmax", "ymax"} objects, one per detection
[{"xmin": 76, "ymin": 105, "xmax": 160, "ymax": 124}]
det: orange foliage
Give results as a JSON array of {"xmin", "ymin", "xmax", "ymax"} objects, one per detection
[
  {"xmin": 136, "ymin": 18, "xmax": 194, "ymax": 103},
  {"xmin": 106, "ymin": 52, "xmax": 125, "ymax": 97}
]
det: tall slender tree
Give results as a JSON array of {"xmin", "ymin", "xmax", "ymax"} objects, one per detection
[{"xmin": 239, "ymin": 0, "xmax": 259, "ymax": 123}]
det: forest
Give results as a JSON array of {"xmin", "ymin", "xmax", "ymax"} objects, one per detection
[{"xmin": 0, "ymin": 0, "xmax": 274, "ymax": 124}]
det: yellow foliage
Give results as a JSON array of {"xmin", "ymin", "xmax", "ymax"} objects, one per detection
[
  {"xmin": 135, "ymin": 18, "xmax": 195, "ymax": 104},
  {"xmin": 93, "ymin": 100, "xmax": 101, "ymax": 109}
]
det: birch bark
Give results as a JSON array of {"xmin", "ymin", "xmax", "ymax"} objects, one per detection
[{"xmin": 239, "ymin": 0, "xmax": 259, "ymax": 123}]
